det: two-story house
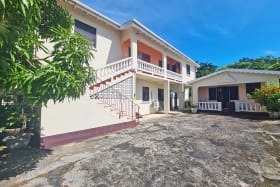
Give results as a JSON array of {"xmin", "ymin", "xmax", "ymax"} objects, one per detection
[{"xmin": 40, "ymin": 0, "xmax": 199, "ymax": 148}]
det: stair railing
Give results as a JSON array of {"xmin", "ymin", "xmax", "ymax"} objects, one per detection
[{"xmin": 90, "ymin": 75, "xmax": 140, "ymax": 120}]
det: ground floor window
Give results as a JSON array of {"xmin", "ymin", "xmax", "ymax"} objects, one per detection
[
  {"xmin": 142, "ymin": 87, "xmax": 149, "ymax": 101},
  {"xmin": 246, "ymin": 82, "xmax": 261, "ymax": 95}
]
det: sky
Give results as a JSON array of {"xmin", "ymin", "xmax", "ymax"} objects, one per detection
[{"xmin": 80, "ymin": 0, "xmax": 280, "ymax": 67}]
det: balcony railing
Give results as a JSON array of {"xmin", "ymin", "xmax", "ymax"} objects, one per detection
[
  {"xmin": 137, "ymin": 59, "xmax": 164, "ymax": 77},
  {"xmin": 167, "ymin": 70, "xmax": 182, "ymax": 82},
  {"xmin": 95, "ymin": 58, "xmax": 183, "ymax": 82},
  {"xmin": 197, "ymin": 101, "xmax": 222, "ymax": 111},
  {"xmin": 96, "ymin": 57, "xmax": 133, "ymax": 81},
  {"xmin": 234, "ymin": 101, "xmax": 266, "ymax": 112}
]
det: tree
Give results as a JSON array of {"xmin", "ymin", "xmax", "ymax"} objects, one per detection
[
  {"xmin": 0, "ymin": 0, "xmax": 94, "ymax": 130},
  {"xmin": 196, "ymin": 62, "xmax": 217, "ymax": 78},
  {"xmin": 220, "ymin": 56, "xmax": 280, "ymax": 70}
]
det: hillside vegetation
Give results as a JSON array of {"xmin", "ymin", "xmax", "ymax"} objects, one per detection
[{"xmin": 196, "ymin": 56, "xmax": 280, "ymax": 78}]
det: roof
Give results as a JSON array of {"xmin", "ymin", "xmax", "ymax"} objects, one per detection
[
  {"xmin": 190, "ymin": 69, "xmax": 280, "ymax": 84},
  {"xmin": 67, "ymin": 0, "xmax": 199, "ymax": 67}
]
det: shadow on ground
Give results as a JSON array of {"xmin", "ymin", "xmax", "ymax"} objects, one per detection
[
  {"xmin": 197, "ymin": 111, "xmax": 271, "ymax": 120},
  {"xmin": 0, "ymin": 147, "xmax": 52, "ymax": 180}
]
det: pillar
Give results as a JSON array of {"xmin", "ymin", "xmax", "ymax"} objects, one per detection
[
  {"xmin": 130, "ymin": 33, "xmax": 138, "ymax": 70},
  {"xmin": 164, "ymin": 80, "xmax": 170, "ymax": 113},
  {"xmin": 192, "ymin": 86, "xmax": 199, "ymax": 106},
  {"xmin": 162, "ymin": 51, "xmax": 167, "ymax": 78}
]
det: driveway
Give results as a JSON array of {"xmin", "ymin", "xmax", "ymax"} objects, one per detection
[{"xmin": 1, "ymin": 113, "xmax": 280, "ymax": 187}]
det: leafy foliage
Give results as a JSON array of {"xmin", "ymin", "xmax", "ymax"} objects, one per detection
[
  {"xmin": 196, "ymin": 62, "xmax": 217, "ymax": 78},
  {"xmin": 220, "ymin": 56, "xmax": 280, "ymax": 70},
  {"xmin": 0, "ymin": 0, "xmax": 94, "ymax": 130},
  {"xmin": 250, "ymin": 83, "xmax": 280, "ymax": 112}
]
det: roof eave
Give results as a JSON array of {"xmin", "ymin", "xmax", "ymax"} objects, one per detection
[
  {"xmin": 121, "ymin": 19, "xmax": 200, "ymax": 67},
  {"xmin": 67, "ymin": 0, "xmax": 121, "ymax": 30}
]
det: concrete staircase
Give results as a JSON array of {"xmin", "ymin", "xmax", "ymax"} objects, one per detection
[{"xmin": 89, "ymin": 59, "xmax": 139, "ymax": 120}]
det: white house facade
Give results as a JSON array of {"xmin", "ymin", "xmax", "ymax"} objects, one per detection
[{"xmin": 40, "ymin": 0, "xmax": 199, "ymax": 147}]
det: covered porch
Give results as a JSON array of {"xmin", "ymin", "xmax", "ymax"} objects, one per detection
[
  {"xmin": 190, "ymin": 69, "xmax": 280, "ymax": 113},
  {"xmin": 134, "ymin": 74, "xmax": 187, "ymax": 115},
  {"xmin": 195, "ymin": 83, "xmax": 266, "ymax": 113}
]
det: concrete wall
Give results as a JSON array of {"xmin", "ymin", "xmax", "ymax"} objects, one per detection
[
  {"xmin": 41, "ymin": 90, "xmax": 128, "ymax": 137},
  {"xmin": 58, "ymin": 1, "xmax": 122, "ymax": 69},
  {"xmin": 135, "ymin": 78, "xmax": 164, "ymax": 115}
]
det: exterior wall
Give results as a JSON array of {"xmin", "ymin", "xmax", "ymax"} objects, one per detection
[
  {"xmin": 138, "ymin": 41, "xmax": 162, "ymax": 66},
  {"xmin": 198, "ymin": 87, "xmax": 209, "ymax": 101},
  {"xmin": 121, "ymin": 39, "xmax": 130, "ymax": 58},
  {"xmin": 41, "ymin": 90, "xmax": 128, "ymax": 137},
  {"xmin": 135, "ymin": 78, "xmax": 164, "ymax": 115},
  {"xmin": 58, "ymin": 1, "xmax": 122, "ymax": 69}
]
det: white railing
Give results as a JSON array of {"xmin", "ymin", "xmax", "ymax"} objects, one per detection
[
  {"xmin": 197, "ymin": 102, "xmax": 222, "ymax": 111},
  {"xmin": 137, "ymin": 59, "xmax": 164, "ymax": 76},
  {"xmin": 234, "ymin": 101, "xmax": 266, "ymax": 112},
  {"xmin": 96, "ymin": 57, "xmax": 133, "ymax": 81},
  {"xmin": 167, "ymin": 70, "xmax": 182, "ymax": 82}
]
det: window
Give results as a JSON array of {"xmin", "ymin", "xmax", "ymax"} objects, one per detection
[
  {"xmin": 177, "ymin": 63, "xmax": 181, "ymax": 72},
  {"xmin": 158, "ymin": 60, "xmax": 163, "ymax": 67},
  {"xmin": 128, "ymin": 47, "xmax": 131, "ymax": 57},
  {"xmin": 209, "ymin": 88, "xmax": 217, "ymax": 100},
  {"xmin": 229, "ymin": 86, "xmax": 239, "ymax": 100},
  {"xmin": 186, "ymin": 64, "xmax": 190, "ymax": 75},
  {"xmin": 167, "ymin": 64, "xmax": 171, "ymax": 70},
  {"xmin": 246, "ymin": 83, "xmax": 261, "ymax": 95},
  {"xmin": 138, "ymin": 51, "xmax": 151, "ymax": 62},
  {"xmin": 142, "ymin": 87, "xmax": 149, "ymax": 101},
  {"xmin": 75, "ymin": 20, "xmax": 96, "ymax": 48},
  {"xmin": 172, "ymin": 65, "xmax": 177, "ymax": 72}
]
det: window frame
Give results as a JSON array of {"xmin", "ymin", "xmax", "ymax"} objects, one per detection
[
  {"xmin": 74, "ymin": 19, "xmax": 97, "ymax": 48},
  {"xmin": 186, "ymin": 64, "xmax": 191, "ymax": 76},
  {"xmin": 246, "ymin": 82, "xmax": 261, "ymax": 95},
  {"xmin": 142, "ymin": 87, "xmax": 150, "ymax": 101}
]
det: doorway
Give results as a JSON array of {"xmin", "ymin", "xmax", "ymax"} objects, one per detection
[
  {"xmin": 209, "ymin": 86, "xmax": 239, "ymax": 109},
  {"xmin": 158, "ymin": 88, "xmax": 164, "ymax": 111}
]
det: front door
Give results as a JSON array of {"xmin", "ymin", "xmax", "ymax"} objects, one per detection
[{"xmin": 217, "ymin": 87, "xmax": 230, "ymax": 108}]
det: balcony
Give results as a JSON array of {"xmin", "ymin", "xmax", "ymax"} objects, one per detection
[{"xmin": 96, "ymin": 57, "xmax": 183, "ymax": 82}]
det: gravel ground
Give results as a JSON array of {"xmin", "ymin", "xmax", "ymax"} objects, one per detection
[{"xmin": 1, "ymin": 113, "xmax": 280, "ymax": 187}]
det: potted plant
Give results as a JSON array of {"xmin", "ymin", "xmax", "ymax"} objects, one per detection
[
  {"xmin": 190, "ymin": 104, "xmax": 198, "ymax": 113},
  {"xmin": 250, "ymin": 83, "xmax": 280, "ymax": 118}
]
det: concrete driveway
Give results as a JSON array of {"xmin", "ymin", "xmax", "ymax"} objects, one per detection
[{"xmin": 1, "ymin": 113, "xmax": 280, "ymax": 187}]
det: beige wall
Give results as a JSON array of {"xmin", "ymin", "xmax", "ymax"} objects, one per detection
[
  {"xmin": 135, "ymin": 78, "xmax": 164, "ymax": 115},
  {"xmin": 41, "ymin": 90, "xmax": 128, "ymax": 136},
  {"xmin": 58, "ymin": 1, "xmax": 122, "ymax": 69}
]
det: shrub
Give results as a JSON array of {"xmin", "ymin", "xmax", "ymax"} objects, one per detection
[{"xmin": 251, "ymin": 83, "xmax": 280, "ymax": 112}]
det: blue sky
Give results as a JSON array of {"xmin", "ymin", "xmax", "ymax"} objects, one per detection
[{"xmin": 80, "ymin": 0, "xmax": 280, "ymax": 67}]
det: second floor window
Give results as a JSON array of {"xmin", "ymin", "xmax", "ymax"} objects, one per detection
[
  {"xmin": 138, "ymin": 51, "xmax": 151, "ymax": 62},
  {"xmin": 186, "ymin": 64, "xmax": 190, "ymax": 75},
  {"xmin": 75, "ymin": 20, "xmax": 96, "ymax": 48}
]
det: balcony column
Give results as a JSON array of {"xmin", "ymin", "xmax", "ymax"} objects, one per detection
[
  {"xmin": 192, "ymin": 85, "xmax": 199, "ymax": 106},
  {"xmin": 130, "ymin": 33, "xmax": 138, "ymax": 70},
  {"xmin": 178, "ymin": 84, "xmax": 185, "ymax": 110},
  {"xmin": 162, "ymin": 51, "xmax": 167, "ymax": 78},
  {"xmin": 164, "ymin": 80, "xmax": 170, "ymax": 113},
  {"xmin": 181, "ymin": 62, "xmax": 186, "ymax": 82}
]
